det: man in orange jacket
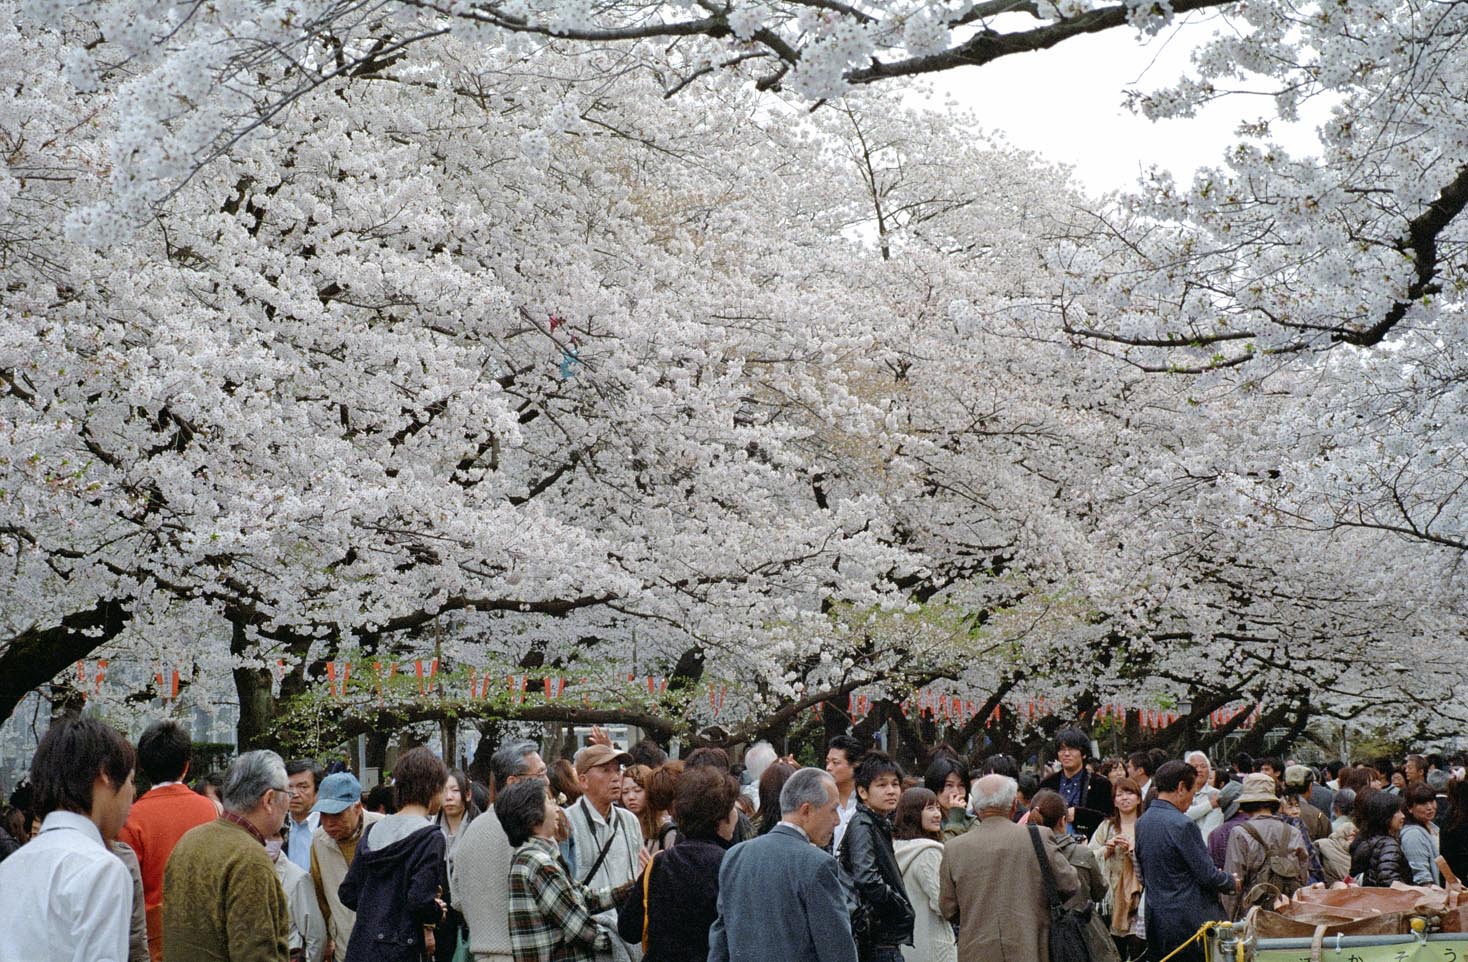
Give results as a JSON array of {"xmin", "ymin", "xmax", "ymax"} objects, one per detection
[{"xmin": 119, "ymin": 720, "xmax": 221, "ymax": 961}]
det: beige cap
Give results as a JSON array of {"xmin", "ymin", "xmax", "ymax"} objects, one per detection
[
  {"xmin": 1236, "ymin": 772, "xmax": 1281, "ymax": 806},
  {"xmin": 574, "ymin": 744, "xmax": 633, "ymax": 774}
]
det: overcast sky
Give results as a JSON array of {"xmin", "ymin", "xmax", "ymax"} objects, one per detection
[{"xmin": 926, "ymin": 13, "xmax": 1329, "ymax": 194}]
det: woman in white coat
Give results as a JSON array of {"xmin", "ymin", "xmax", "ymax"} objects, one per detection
[{"xmin": 891, "ymin": 787, "xmax": 958, "ymax": 962}]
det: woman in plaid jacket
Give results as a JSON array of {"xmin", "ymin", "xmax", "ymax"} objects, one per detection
[{"xmin": 498, "ymin": 779, "xmax": 640, "ymax": 962}]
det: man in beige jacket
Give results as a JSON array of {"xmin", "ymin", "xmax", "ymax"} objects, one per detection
[
  {"xmin": 309, "ymin": 773, "xmax": 382, "ymax": 962},
  {"xmin": 940, "ymin": 773, "xmax": 1081, "ymax": 962}
]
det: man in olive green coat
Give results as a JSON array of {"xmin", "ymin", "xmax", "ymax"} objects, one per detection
[{"xmin": 163, "ymin": 751, "xmax": 292, "ymax": 962}]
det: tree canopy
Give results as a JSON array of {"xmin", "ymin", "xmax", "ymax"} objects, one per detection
[{"xmin": 1, "ymin": 0, "xmax": 1464, "ymax": 754}]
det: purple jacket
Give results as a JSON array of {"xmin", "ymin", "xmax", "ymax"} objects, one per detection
[{"xmin": 1208, "ymin": 812, "xmax": 1248, "ymax": 869}]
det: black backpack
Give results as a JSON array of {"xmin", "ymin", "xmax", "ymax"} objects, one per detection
[{"xmin": 1028, "ymin": 826, "xmax": 1093, "ymax": 962}]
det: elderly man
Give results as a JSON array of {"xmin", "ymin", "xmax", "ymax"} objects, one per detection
[
  {"xmin": 940, "ymin": 773, "xmax": 1080, "ymax": 962},
  {"xmin": 568, "ymin": 743, "xmax": 642, "ymax": 962},
  {"xmin": 163, "ymin": 750, "xmax": 291, "ymax": 962},
  {"xmin": 1136, "ymin": 761, "xmax": 1239, "ymax": 962},
  {"xmin": 308, "ymin": 771, "xmax": 382, "ymax": 962},
  {"xmin": 0, "ymin": 718, "xmax": 137, "ymax": 962},
  {"xmin": 709, "ymin": 767, "xmax": 857, "ymax": 962},
  {"xmin": 1184, "ymin": 751, "xmax": 1224, "ymax": 838},
  {"xmin": 451, "ymin": 741, "xmax": 548, "ymax": 962}
]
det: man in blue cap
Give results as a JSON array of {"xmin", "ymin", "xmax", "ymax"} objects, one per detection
[{"xmin": 308, "ymin": 772, "xmax": 382, "ymax": 962}]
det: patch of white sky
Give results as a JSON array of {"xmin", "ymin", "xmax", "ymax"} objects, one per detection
[{"xmin": 909, "ymin": 10, "xmax": 1333, "ymax": 195}]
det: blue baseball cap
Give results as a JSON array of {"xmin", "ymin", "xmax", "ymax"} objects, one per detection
[{"xmin": 311, "ymin": 772, "xmax": 363, "ymax": 814}]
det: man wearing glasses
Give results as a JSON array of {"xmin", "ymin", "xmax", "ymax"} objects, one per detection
[
  {"xmin": 452, "ymin": 740, "xmax": 550, "ymax": 962},
  {"xmin": 163, "ymin": 750, "xmax": 293, "ymax": 962}
]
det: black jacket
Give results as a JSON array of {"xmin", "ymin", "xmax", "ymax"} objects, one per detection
[
  {"xmin": 837, "ymin": 802, "xmax": 914, "ymax": 952},
  {"xmin": 0, "ymin": 823, "xmax": 20, "ymax": 863},
  {"xmin": 1443, "ymin": 823, "xmax": 1468, "ymax": 884},
  {"xmin": 339, "ymin": 821, "xmax": 448, "ymax": 962},
  {"xmin": 1349, "ymin": 833, "xmax": 1411, "ymax": 887},
  {"xmin": 1039, "ymin": 768, "xmax": 1115, "ymax": 839},
  {"xmin": 617, "ymin": 834, "xmax": 730, "ymax": 962}
]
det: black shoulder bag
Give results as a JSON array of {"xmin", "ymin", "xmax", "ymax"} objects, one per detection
[
  {"xmin": 1028, "ymin": 826, "xmax": 1093, "ymax": 962},
  {"xmin": 577, "ymin": 798, "xmax": 622, "ymax": 886}
]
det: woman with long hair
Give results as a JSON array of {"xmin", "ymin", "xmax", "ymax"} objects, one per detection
[
  {"xmin": 643, "ymin": 762, "xmax": 682, "ymax": 852},
  {"xmin": 1442, "ymin": 779, "xmax": 1468, "ymax": 883},
  {"xmin": 921, "ymin": 754, "xmax": 973, "ymax": 840},
  {"xmin": 436, "ymin": 769, "xmax": 480, "ymax": 851},
  {"xmin": 549, "ymin": 758, "xmax": 581, "ymax": 805},
  {"xmin": 434, "ymin": 769, "xmax": 479, "ymax": 962},
  {"xmin": 1349, "ymin": 789, "xmax": 1411, "ymax": 886},
  {"xmin": 1088, "ymin": 776, "xmax": 1144, "ymax": 961},
  {"xmin": 891, "ymin": 787, "xmax": 956, "ymax": 962},
  {"xmin": 621, "ymin": 764, "xmax": 658, "ymax": 843},
  {"xmin": 1399, "ymin": 782, "xmax": 1442, "ymax": 885}
]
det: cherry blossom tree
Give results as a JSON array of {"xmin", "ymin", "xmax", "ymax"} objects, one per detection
[{"xmin": 4, "ymin": 0, "xmax": 1465, "ymax": 757}]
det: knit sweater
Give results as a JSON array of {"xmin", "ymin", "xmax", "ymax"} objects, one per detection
[
  {"xmin": 161, "ymin": 818, "xmax": 290, "ymax": 962},
  {"xmin": 449, "ymin": 803, "xmax": 516, "ymax": 960}
]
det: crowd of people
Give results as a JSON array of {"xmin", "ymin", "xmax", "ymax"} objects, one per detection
[{"xmin": 2, "ymin": 716, "xmax": 1466, "ymax": 962}]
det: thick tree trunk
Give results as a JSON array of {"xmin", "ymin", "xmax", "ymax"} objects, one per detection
[
  {"xmin": 232, "ymin": 616, "xmax": 277, "ymax": 751},
  {"xmin": 0, "ymin": 599, "xmax": 129, "ymax": 727},
  {"xmin": 365, "ymin": 730, "xmax": 390, "ymax": 777}
]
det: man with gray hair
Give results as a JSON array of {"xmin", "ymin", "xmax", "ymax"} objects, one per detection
[
  {"xmin": 940, "ymin": 773, "xmax": 1080, "ymax": 962},
  {"xmin": 709, "ymin": 768, "xmax": 857, "ymax": 962},
  {"xmin": 163, "ymin": 750, "xmax": 292, "ymax": 962},
  {"xmin": 451, "ymin": 740, "xmax": 549, "ymax": 962}
]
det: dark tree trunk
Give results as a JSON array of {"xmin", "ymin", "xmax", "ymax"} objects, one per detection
[
  {"xmin": 233, "ymin": 613, "xmax": 277, "ymax": 751},
  {"xmin": 0, "ymin": 599, "xmax": 129, "ymax": 727}
]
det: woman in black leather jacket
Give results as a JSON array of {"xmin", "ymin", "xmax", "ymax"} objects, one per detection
[
  {"xmin": 1349, "ymin": 789, "xmax": 1411, "ymax": 886},
  {"xmin": 838, "ymin": 751, "xmax": 916, "ymax": 962}
]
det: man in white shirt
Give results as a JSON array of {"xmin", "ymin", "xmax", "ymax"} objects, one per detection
[
  {"xmin": 0, "ymin": 717, "xmax": 138, "ymax": 962},
  {"xmin": 825, "ymin": 735, "xmax": 863, "ymax": 852}
]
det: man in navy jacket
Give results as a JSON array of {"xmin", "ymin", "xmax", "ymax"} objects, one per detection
[
  {"xmin": 708, "ymin": 768, "xmax": 858, "ymax": 962},
  {"xmin": 1136, "ymin": 761, "xmax": 1240, "ymax": 962}
]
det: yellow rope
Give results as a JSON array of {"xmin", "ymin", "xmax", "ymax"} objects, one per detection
[{"xmin": 1155, "ymin": 921, "xmax": 1223, "ymax": 962}]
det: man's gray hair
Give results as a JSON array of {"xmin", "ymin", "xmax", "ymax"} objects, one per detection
[
  {"xmin": 491, "ymin": 739, "xmax": 540, "ymax": 792},
  {"xmin": 971, "ymin": 774, "xmax": 1018, "ymax": 813},
  {"xmin": 221, "ymin": 750, "xmax": 288, "ymax": 814},
  {"xmin": 744, "ymin": 741, "xmax": 778, "ymax": 780},
  {"xmin": 780, "ymin": 767, "xmax": 836, "ymax": 814}
]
